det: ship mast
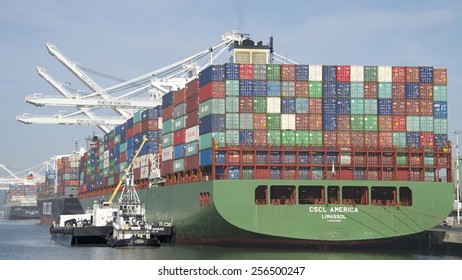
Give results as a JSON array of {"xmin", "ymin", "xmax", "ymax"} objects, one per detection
[{"xmin": 454, "ymin": 130, "xmax": 461, "ymax": 224}]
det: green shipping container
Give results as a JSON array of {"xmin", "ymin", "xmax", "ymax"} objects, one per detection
[
  {"xmin": 350, "ymin": 82, "xmax": 365, "ymax": 98},
  {"xmin": 308, "ymin": 81, "xmax": 323, "ymax": 98},
  {"xmin": 393, "ymin": 132, "xmax": 407, "ymax": 148},
  {"xmin": 119, "ymin": 142, "xmax": 127, "ymax": 153},
  {"xmin": 406, "ymin": 116, "xmax": 420, "ymax": 132},
  {"xmin": 199, "ymin": 98, "xmax": 225, "ymax": 118},
  {"xmin": 424, "ymin": 155, "xmax": 435, "ymax": 166},
  {"xmin": 378, "ymin": 83, "xmax": 392, "ymax": 99},
  {"xmin": 267, "ymin": 64, "xmax": 281, "ymax": 80},
  {"xmin": 199, "ymin": 133, "xmax": 212, "ymax": 150},
  {"xmin": 364, "ymin": 66, "xmax": 378, "ymax": 82},
  {"xmin": 226, "ymin": 97, "xmax": 239, "ymax": 113},
  {"xmin": 162, "ymin": 132, "xmax": 173, "ymax": 147},
  {"xmin": 419, "ymin": 116, "xmax": 434, "ymax": 132},
  {"xmin": 281, "ymin": 130, "xmax": 296, "ymax": 146},
  {"xmin": 173, "ymin": 159, "xmax": 184, "ymax": 172},
  {"xmin": 185, "ymin": 141, "xmax": 198, "ymax": 156},
  {"xmin": 162, "ymin": 119, "xmax": 173, "ymax": 134},
  {"xmin": 433, "ymin": 85, "xmax": 447, "ymax": 101},
  {"xmin": 242, "ymin": 167, "xmax": 254, "ymax": 179},
  {"xmin": 133, "ymin": 110, "xmax": 142, "ymax": 123},
  {"xmin": 226, "ymin": 80, "xmax": 240, "ymax": 96},
  {"xmin": 364, "ymin": 99, "xmax": 378, "ymax": 114},
  {"xmin": 425, "ymin": 169, "xmax": 435, "ymax": 181},
  {"xmin": 212, "ymin": 131, "xmax": 226, "ymax": 148},
  {"xmin": 434, "ymin": 118, "xmax": 448, "ymax": 134},
  {"xmin": 115, "ymin": 135, "xmax": 121, "ymax": 144},
  {"xmin": 225, "ymin": 130, "xmax": 239, "ymax": 145},
  {"xmin": 253, "ymin": 97, "xmax": 267, "ymax": 113},
  {"xmin": 397, "ymin": 153, "xmax": 407, "ymax": 165},
  {"xmin": 364, "ymin": 115, "xmax": 378, "ymax": 131},
  {"xmin": 240, "ymin": 113, "xmax": 254, "ymax": 130},
  {"xmin": 267, "ymin": 130, "xmax": 281, "ymax": 145},
  {"xmin": 226, "ymin": 113, "xmax": 240, "ymax": 130},
  {"xmin": 350, "ymin": 99, "xmax": 365, "ymax": 115},
  {"xmin": 309, "ymin": 131, "xmax": 323, "ymax": 146},
  {"xmin": 267, "ymin": 113, "xmax": 281, "ymax": 130},
  {"xmin": 296, "ymin": 131, "xmax": 310, "ymax": 145},
  {"xmin": 351, "ymin": 115, "xmax": 365, "ymax": 131},
  {"xmin": 108, "ymin": 130, "xmax": 115, "ymax": 140}
]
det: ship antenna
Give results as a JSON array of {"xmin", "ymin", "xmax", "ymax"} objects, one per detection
[{"xmin": 269, "ymin": 35, "xmax": 274, "ymax": 64}]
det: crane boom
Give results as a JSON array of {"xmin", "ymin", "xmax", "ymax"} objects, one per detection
[
  {"xmin": 46, "ymin": 43, "xmax": 133, "ymax": 119},
  {"xmin": 16, "ymin": 113, "xmax": 126, "ymax": 126},
  {"xmin": 25, "ymin": 95, "xmax": 160, "ymax": 109},
  {"xmin": 36, "ymin": 66, "xmax": 112, "ymax": 132}
]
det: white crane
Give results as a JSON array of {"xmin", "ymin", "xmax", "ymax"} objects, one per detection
[{"xmin": 18, "ymin": 31, "xmax": 277, "ymax": 132}]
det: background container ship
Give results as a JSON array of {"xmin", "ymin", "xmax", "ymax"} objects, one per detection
[
  {"xmin": 71, "ymin": 33, "xmax": 454, "ymax": 246},
  {"xmin": 3, "ymin": 174, "xmax": 40, "ymax": 220},
  {"xmin": 36, "ymin": 154, "xmax": 84, "ymax": 225}
]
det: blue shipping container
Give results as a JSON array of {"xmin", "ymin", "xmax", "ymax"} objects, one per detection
[
  {"xmin": 420, "ymin": 66, "xmax": 433, "ymax": 83},
  {"xmin": 239, "ymin": 80, "xmax": 254, "ymax": 96},
  {"xmin": 229, "ymin": 167, "xmax": 240, "ymax": 179},
  {"xmin": 281, "ymin": 98, "xmax": 296, "ymax": 114},
  {"xmin": 225, "ymin": 63, "xmax": 240, "ymax": 80},
  {"xmin": 162, "ymin": 91, "xmax": 174, "ymax": 108},
  {"xmin": 295, "ymin": 65, "xmax": 309, "ymax": 81},
  {"xmin": 215, "ymin": 151, "xmax": 226, "ymax": 164},
  {"xmin": 199, "ymin": 114, "xmax": 226, "ymax": 134},
  {"xmin": 405, "ymin": 83, "xmax": 420, "ymax": 99},
  {"xmin": 323, "ymin": 98, "xmax": 337, "ymax": 115},
  {"xmin": 434, "ymin": 101, "xmax": 448, "ymax": 118},
  {"xmin": 336, "ymin": 99, "xmax": 351, "ymax": 114},
  {"xmin": 199, "ymin": 149, "xmax": 212, "ymax": 166},
  {"xmin": 267, "ymin": 81, "xmax": 281, "ymax": 96},
  {"xmin": 322, "ymin": 65, "xmax": 336, "ymax": 81},
  {"xmin": 434, "ymin": 134, "xmax": 448, "ymax": 147},
  {"xmin": 406, "ymin": 132, "xmax": 420, "ymax": 148},
  {"xmin": 322, "ymin": 81, "xmax": 337, "ymax": 97},
  {"xmin": 199, "ymin": 65, "xmax": 225, "ymax": 87},
  {"xmin": 323, "ymin": 114, "xmax": 337, "ymax": 131},
  {"xmin": 174, "ymin": 144, "xmax": 184, "ymax": 160},
  {"xmin": 295, "ymin": 98, "xmax": 309, "ymax": 113},
  {"xmin": 336, "ymin": 82, "xmax": 351, "ymax": 98},
  {"xmin": 253, "ymin": 80, "xmax": 267, "ymax": 96},
  {"xmin": 378, "ymin": 99, "xmax": 392, "ymax": 115},
  {"xmin": 239, "ymin": 129, "xmax": 254, "ymax": 144}
]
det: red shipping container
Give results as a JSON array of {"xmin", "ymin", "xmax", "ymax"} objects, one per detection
[
  {"xmin": 283, "ymin": 168, "xmax": 297, "ymax": 180},
  {"xmin": 392, "ymin": 66, "xmax": 406, "ymax": 83},
  {"xmin": 185, "ymin": 78, "xmax": 199, "ymax": 97},
  {"xmin": 406, "ymin": 100, "xmax": 420, "ymax": 115},
  {"xmin": 174, "ymin": 129, "xmax": 186, "ymax": 145},
  {"xmin": 109, "ymin": 139, "xmax": 115, "ymax": 150},
  {"xmin": 186, "ymin": 93, "xmax": 199, "ymax": 113},
  {"xmin": 228, "ymin": 151, "xmax": 240, "ymax": 163},
  {"xmin": 161, "ymin": 160, "xmax": 173, "ymax": 176},
  {"xmin": 186, "ymin": 110, "xmax": 199, "ymax": 127},
  {"xmin": 323, "ymin": 131, "xmax": 337, "ymax": 146},
  {"xmin": 120, "ymin": 152, "xmax": 127, "ymax": 163},
  {"xmin": 309, "ymin": 114, "xmax": 323, "ymax": 131},
  {"xmin": 254, "ymin": 167, "xmax": 270, "ymax": 179},
  {"xmin": 339, "ymin": 169, "xmax": 354, "ymax": 180},
  {"xmin": 281, "ymin": 64, "xmax": 296, "ymax": 81},
  {"xmin": 133, "ymin": 122, "xmax": 142, "ymax": 135},
  {"xmin": 174, "ymin": 88, "xmax": 186, "ymax": 106},
  {"xmin": 254, "ymin": 114, "xmax": 267, "ymax": 130},
  {"xmin": 392, "ymin": 99, "xmax": 406, "ymax": 115},
  {"xmin": 295, "ymin": 81, "xmax": 309, "ymax": 97},
  {"xmin": 419, "ymin": 99, "xmax": 433, "ymax": 116},
  {"xmin": 239, "ymin": 64, "xmax": 254, "ymax": 80},
  {"xmin": 379, "ymin": 132, "xmax": 393, "ymax": 148},
  {"xmin": 239, "ymin": 96, "xmax": 254, "ymax": 113},
  {"xmin": 365, "ymin": 132, "xmax": 379, "ymax": 148},
  {"xmin": 184, "ymin": 154, "xmax": 199, "ymax": 171},
  {"xmin": 410, "ymin": 154, "xmax": 421, "ymax": 165},
  {"xmin": 337, "ymin": 114, "xmax": 351, "ymax": 131},
  {"xmin": 433, "ymin": 68, "xmax": 447, "ymax": 85},
  {"xmin": 364, "ymin": 82, "xmax": 378, "ymax": 98},
  {"xmin": 419, "ymin": 83, "xmax": 433, "ymax": 99},
  {"xmin": 199, "ymin": 81, "xmax": 225, "ymax": 103},
  {"xmin": 162, "ymin": 105, "xmax": 174, "ymax": 120},
  {"xmin": 336, "ymin": 65, "xmax": 351, "ymax": 82},
  {"xmin": 126, "ymin": 127, "xmax": 134, "ymax": 138},
  {"xmin": 254, "ymin": 130, "xmax": 267, "ymax": 145},
  {"xmin": 309, "ymin": 98, "xmax": 323, "ymax": 114},
  {"xmin": 410, "ymin": 169, "xmax": 421, "ymax": 181},
  {"xmin": 337, "ymin": 131, "xmax": 351, "ymax": 147},
  {"xmin": 406, "ymin": 67, "xmax": 420, "ymax": 83},
  {"xmin": 295, "ymin": 114, "xmax": 309, "ymax": 130},
  {"xmin": 397, "ymin": 169, "xmax": 410, "ymax": 181},
  {"xmin": 420, "ymin": 132, "xmax": 434, "ymax": 148},
  {"xmin": 351, "ymin": 132, "xmax": 365, "ymax": 148},
  {"xmin": 367, "ymin": 169, "xmax": 379, "ymax": 180},
  {"xmin": 392, "ymin": 83, "xmax": 406, "ymax": 99},
  {"xmin": 142, "ymin": 119, "xmax": 159, "ymax": 132},
  {"xmin": 378, "ymin": 116, "xmax": 392, "ymax": 131},
  {"xmin": 392, "ymin": 116, "xmax": 406, "ymax": 131}
]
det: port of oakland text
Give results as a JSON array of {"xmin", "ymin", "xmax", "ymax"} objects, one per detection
[{"xmin": 309, "ymin": 206, "xmax": 358, "ymax": 222}]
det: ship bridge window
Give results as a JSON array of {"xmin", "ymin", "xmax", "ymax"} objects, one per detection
[
  {"xmin": 327, "ymin": 186, "xmax": 340, "ymax": 204},
  {"xmin": 299, "ymin": 186, "xmax": 325, "ymax": 205},
  {"xmin": 371, "ymin": 187, "xmax": 396, "ymax": 206},
  {"xmin": 270, "ymin": 185, "xmax": 296, "ymax": 205},
  {"xmin": 342, "ymin": 186, "xmax": 368, "ymax": 205},
  {"xmin": 255, "ymin": 185, "xmax": 268, "ymax": 205},
  {"xmin": 399, "ymin": 187, "xmax": 412, "ymax": 206}
]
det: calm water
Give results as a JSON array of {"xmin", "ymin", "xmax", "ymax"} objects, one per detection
[{"xmin": 0, "ymin": 218, "xmax": 461, "ymax": 260}]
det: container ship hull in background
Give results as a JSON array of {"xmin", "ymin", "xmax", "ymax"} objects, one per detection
[
  {"xmin": 3, "ymin": 203, "xmax": 39, "ymax": 220},
  {"xmin": 3, "ymin": 175, "xmax": 41, "ymax": 220},
  {"xmin": 75, "ymin": 36, "xmax": 452, "ymax": 246},
  {"xmin": 37, "ymin": 196, "xmax": 84, "ymax": 225}
]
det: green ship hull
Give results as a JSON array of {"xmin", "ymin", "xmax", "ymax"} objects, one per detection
[{"xmin": 79, "ymin": 179, "xmax": 454, "ymax": 246}]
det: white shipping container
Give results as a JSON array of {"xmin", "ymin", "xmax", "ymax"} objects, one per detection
[
  {"xmin": 267, "ymin": 97, "xmax": 281, "ymax": 113},
  {"xmin": 158, "ymin": 117, "xmax": 162, "ymax": 129},
  {"xmin": 281, "ymin": 114, "xmax": 296, "ymax": 130},
  {"xmin": 340, "ymin": 152, "xmax": 351, "ymax": 165},
  {"xmin": 133, "ymin": 157, "xmax": 141, "ymax": 169},
  {"xmin": 104, "ymin": 150, "xmax": 110, "ymax": 160},
  {"xmin": 350, "ymin": 65, "xmax": 364, "ymax": 82},
  {"xmin": 378, "ymin": 66, "xmax": 392, "ymax": 82},
  {"xmin": 140, "ymin": 166, "xmax": 149, "ymax": 179},
  {"xmin": 308, "ymin": 65, "xmax": 322, "ymax": 81},
  {"xmin": 185, "ymin": 125, "xmax": 200, "ymax": 143},
  {"xmin": 162, "ymin": 146, "xmax": 174, "ymax": 161},
  {"xmin": 104, "ymin": 158, "xmax": 109, "ymax": 169},
  {"xmin": 139, "ymin": 154, "xmax": 148, "ymax": 167}
]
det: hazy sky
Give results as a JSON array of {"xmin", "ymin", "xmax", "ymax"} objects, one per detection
[{"xmin": 1, "ymin": 0, "xmax": 461, "ymax": 178}]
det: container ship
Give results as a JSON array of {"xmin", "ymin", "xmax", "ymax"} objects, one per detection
[
  {"xmin": 74, "ymin": 34, "xmax": 453, "ymax": 246},
  {"xmin": 3, "ymin": 174, "xmax": 40, "ymax": 220},
  {"xmin": 36, "ymin": 154, "xmax": 85, "ymax": 225}
]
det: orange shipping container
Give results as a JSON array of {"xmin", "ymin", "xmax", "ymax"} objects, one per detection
[
  {"xmin": 365, "ymin": 132, "xmax": 379, "ymax": 148},
  {"xmin": 379, "ymin": 132, "xmax": 393, "ymax": 148},
  {"xmin": 392, "ymin": 99, "xmax": 406, "ymax": 115},
  {"xmin": 174, "ymin": 88, "xmax": 186, "ymax": 106},
  {"xmin": 323, "ymin": 131, "xmax": 337, "ymax": 147},
  {"xmin": 392, "ymin": 116, "xmax": 406, "ymax": 131},
  {"xmin": 406, "ymin": 67, "xmax": 420, "ymax": 83},
  {"xmin": 295, "ymin": 114, "xmax": 309, "ymax": 130},
  {"xmin": 351, "ymin": 132, "xmax": 365, "ymax": 148},
  {"xmin": 253, "ymin": 114, "xmax": 267, "ymax": 130},
  {"xmin": 337, "ymin": 131, "xmax": 351, "ymax": 147},
  {"xmin": 309, "ymin": 114, "xmax": 323, "ymax": 131},
  {"xmin": 406, "ymin": 100, "xmax": 420, "ymax": 116},
  {"xmin": 392, "ymin": 83, "xmax": 406, "ymax": 99},
  {"xmin": 253, "ymin": 130, "xmax": 267, "ymax": 145},
  {"xmin": 295, "ymin": 81, "xmax": 309, "ymax": 97},
  {"xmin": 392, "ymin": 66, "xmax": 406, "ymax": 83},
  {"xmin": 419, "ymin": 99, "xmax": 434, "ymax": 116},
  {"xmin": 378, "ymin": 116, "xmax": 392, "ymax": 132},
  {"xmin": 364, "ymin": 82, "xmax": 378, "ymax": 98},
  {"xmin": 309, "ymin": 98, "xmax": 323, "ymax": 114},
  {"xmin": 433, "ymin": 68, "xmax": 447, "ymax": 85},
  {"xmin": 281, "ymin": 64, "xmax": 296, "ymax": 81},
  {"xmin": 337, "ymin": 114, "xmax": 351, "ymax": 131}
]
